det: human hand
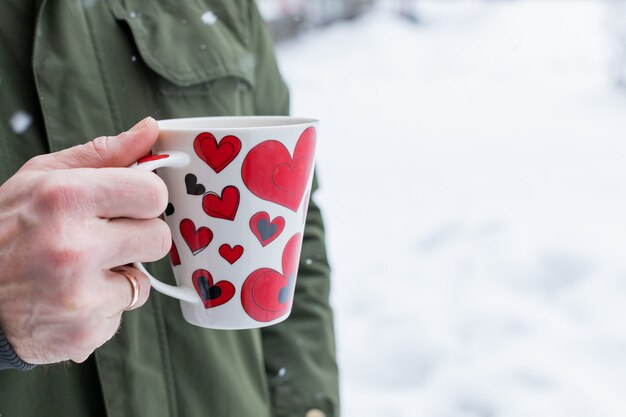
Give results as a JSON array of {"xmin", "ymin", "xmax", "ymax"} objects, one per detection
[{"xmin": 0, "ymin": 117, "xmax": 170, "ymax": 364}]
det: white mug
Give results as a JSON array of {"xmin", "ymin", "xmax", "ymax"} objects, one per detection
[{"xmin": 131, "ymin": 116, "xmax": 318, "ymax": 329}]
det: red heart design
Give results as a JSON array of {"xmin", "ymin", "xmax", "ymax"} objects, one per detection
[
  {"xmin": 219, "ymin": 244, "xmax": 244, "ymax": 264},
  {"xmin": 241, "ymin": 127, "xmax": 316, "ymax": 212},
  {"xmin": 179, "ymin": 219, "xmax": 213, "ymax": 254},
  {"xmin": 249, "ymin": 212, "xmax": 285, "ymax": 247},
  {"xmin": 202, "ymin": 186, "xmax": 240, "ymax": 221},
  {"xmin": 137, "ymin": 153, "xmax": 169, "ymax": 164},
  {"xmin": 194, "ymin": 132, "xmax": 241, "ymax": 173},
  {"xmin": 169, "ymin": 240, "xmax": 181, "ymax": 266},
  {"xmin": 241, "ymin": 233, "xmax": 302, "ymax": 322},
  {"xmin": 192, "ymin": 269, "xmax": 235, "ymax": 309}
]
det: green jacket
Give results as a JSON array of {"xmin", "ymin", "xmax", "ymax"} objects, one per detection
[{"xmin": 0, "ymin": 1, "xmax": 339, "ymax": 416}]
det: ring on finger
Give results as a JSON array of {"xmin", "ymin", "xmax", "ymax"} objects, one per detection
[{"xmin": 116, "ymin": 269, "xmax": 140, "ymax": 311}]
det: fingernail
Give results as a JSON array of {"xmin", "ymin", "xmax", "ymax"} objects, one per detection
[{"xmin": 128, "ymin": 117, "xmax": 153, "ymax": 133}]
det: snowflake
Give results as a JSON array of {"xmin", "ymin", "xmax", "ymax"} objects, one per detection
[
  {"xmin": 201, "ymin": 11, "xmax": 218, "ymax": 25},
  {"xmin": 9, "ymin": 111, "xmax": 32, "ymax": 134}
]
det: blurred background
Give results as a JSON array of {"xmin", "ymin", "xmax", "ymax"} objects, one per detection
[{"xmin": 258, "ymin": 0, "xmax": 626, "ymax": 416}]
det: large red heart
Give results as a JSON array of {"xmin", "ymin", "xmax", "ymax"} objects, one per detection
[
  {"xmin": 192, "ymin": 269, "xmax": 235, "ymax": 309},
  {"xmin": 249, "ymin": 212, "xmax": 285, "ymax": 247},
  {"xmin": 194, "ymin": 132, "xmax": 241, "ymax": 173},
  {"xmin": 179, "ymin": 219, "xmax": 213, "ymax": 254},
  {"xmin": 241, "ymin": 233, "xmax": 302, "ymax": 322},
  {"xmin": 241, "ymin": 127, "xmax": 316, "ymax": 212},
  {"xmin": 202, "ymin": 186, "xmax": 240, "ymax": 221},
  {"xmin": 219, "ymin": 244, "xmax": 244, "ymax": 264}
]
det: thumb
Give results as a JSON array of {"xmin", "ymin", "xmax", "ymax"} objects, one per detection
[{"xmin": 23, "ymin": 117, "xmax": 159, "ymax": 171}]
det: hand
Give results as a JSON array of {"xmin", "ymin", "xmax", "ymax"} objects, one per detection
[{"xmin": 0, "ymin": 117, "xmax": 170, "ymax": 364}]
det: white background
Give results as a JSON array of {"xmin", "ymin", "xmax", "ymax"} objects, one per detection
[{"xmin": 277, "ymin": 1, "xmax": 626, "ymax": 416}]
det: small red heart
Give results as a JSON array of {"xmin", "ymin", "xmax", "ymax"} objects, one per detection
[
  {"xmin": 179, "ymin": 219, "xmax": 213, "ymax": 254},
  {"xmin": 169, "ymin": 240, "xmax": 181, "ymax": 266},
  {"xmin": 192, "ymin": 269, "xmax": 235, "ymax": 309},
  {"xmin": 194, "ymin": 132, "xmax": 241, "ymax": 173},
  {"xmin": 202, "ymin": 186, "xmax": 240, "ymax": 221},
  {"xmin": 249, "ymin": 212, "xmax": 285, "ymax": 247},
  {"xmin": 137, "ymin": 153, "xmax": 169, "ymax": 164},
  {"xmin": 219, "ymin": 244, "xmax": 244, "ymax": 264},
  {"xmin": 241, "ymin": 233, "xmax": 302, "ymax": 322}
]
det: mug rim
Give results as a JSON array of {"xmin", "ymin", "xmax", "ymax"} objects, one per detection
[{"xmin": 157, "ymin": 116, "xmax": 318, "ymax": 131}]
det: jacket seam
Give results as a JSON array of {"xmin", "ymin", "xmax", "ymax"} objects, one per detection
[{"xmin": 31, "ymin": 0, "xmax": 54, "ymax": 154}]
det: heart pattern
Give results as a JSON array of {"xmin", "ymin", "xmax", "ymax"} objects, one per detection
[
  {"xmin": 194, "ymin": 132, "xmax": 241, "ymax": 173},
  {"xmin": 219, "ymin": 244, "xmax": 244, "ymax": 264},
  {"xmin": 241, "ymin": 127, "xmax": 316, "ymax": 211},
  {"xmin": 149, "ymin": 126, "xmax": 315, "ymax": 319},
  {"xmin": 169, "ymin": 240, "xmax": 181, "ymax": 266},
  {"xmin": 241, "ymin": 233, "xmax": 302, "ymax": 322},
  {"xmin": 180, "ymin": 219, "xmax": 213, "ymax": 254},
  {"xmin": 249, "ymin": 212, "xmax": 285, "ymax": 247},
  {"xmin": 185, "ymin": 174, "xmax": 206, "ymax": 195},
  {"xmin": 192, "ymin": 269, "xmax": 235, "ymax": 309},
  {"xmin": 202, "ymin": 186, "xmax": 240, "ymax": 221}
]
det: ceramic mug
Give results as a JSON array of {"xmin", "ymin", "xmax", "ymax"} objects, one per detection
[{"xmin": 131, "ymin": 116, "xmax": 317, "ymax": 329}]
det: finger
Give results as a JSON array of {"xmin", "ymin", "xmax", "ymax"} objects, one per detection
[
  {"xmin": 105, "ymin": 266, "xmax": 152, "ymax": 316},
  {"xmin": 93, "ymin": 168, "xmax": 169, "ymax": 219},
  {"xmin": 37, "ymin": 167, "xmax": 168, "ymax": 219},
  {"xmin": 22, "ymin": 117, "xmax": 159, "ymax": 172},
  {"xmin": 96, "ymin": 218, "xmax": 171, "ymax": 270}
]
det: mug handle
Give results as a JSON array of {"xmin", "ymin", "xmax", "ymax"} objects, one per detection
[{"xmin": 129, "ymin": 151, "xmax": 201, "ymax": 304}]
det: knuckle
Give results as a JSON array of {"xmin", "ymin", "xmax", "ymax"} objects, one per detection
[
  {"xmin": 43, "ymin": 242, "xmax": 87, "ymax": 279},
  {"xmin": 35, "ymin": 174, "xmax": 84, "ymax": 213},
  {"xmin": 22, "ymin": 154, "xmax": 48, "ymax": 170},
  {"xmin": 86, "ymin": 136, "xmax": 110, "ymax": 161}
]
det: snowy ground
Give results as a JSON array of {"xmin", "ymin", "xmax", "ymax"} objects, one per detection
[{"xmin": 277, "ymin": 1, "xmax": 626, "ymax": 416}]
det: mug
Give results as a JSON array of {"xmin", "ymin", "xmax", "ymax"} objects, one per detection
[{"xmin": 131, "ymin": 116, "xmax": 318, "ymax": 329}]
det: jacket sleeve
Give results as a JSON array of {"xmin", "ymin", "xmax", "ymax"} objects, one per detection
[
  {"xmin": 0, "ymin": 328, "xmax": 35, "ymax": 371},
  {"xmin": 248, "ymin": 3, "xmax": 341, "ymax": 417}
]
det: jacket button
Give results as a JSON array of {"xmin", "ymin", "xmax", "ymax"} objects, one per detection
[{"xmin": 305, "ymin": 409, "xmax": 325, "ymax": 417}]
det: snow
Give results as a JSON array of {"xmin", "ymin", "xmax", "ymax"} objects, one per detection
[
  {"xmin": 276, "ymin": 1, "xmax": 626, "ymax": 416},
  {"xmin": 9, "ymin": 111, "xmax": 32, "ymax": 134},
  {"xmin": 201, "ymin": 11, "xmax": 218, "ymax": 25}
]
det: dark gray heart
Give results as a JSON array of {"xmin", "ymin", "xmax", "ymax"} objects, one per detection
[
  {"xmin": 165, "ymin": 203, "xmax": 175, "ymax": 216},
  {"xmin": 185, "ymin": 174, "xmax": 206, "ymax": 195},
  {"xmin": 277, "ymin": 273, "xmax": 296, "ymax": 304},
  {"xmin": 198, "ymin": 276, "xmax": 222, "ymax": 300},
  {"xmin": 257, "ymin": 219, "xmax": 278, "ymax": 241}
]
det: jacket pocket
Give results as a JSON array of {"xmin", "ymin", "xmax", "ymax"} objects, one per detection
[{"xmin": 108, "ymin": 0, "xmax": 255, "ymax": 115}]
